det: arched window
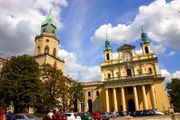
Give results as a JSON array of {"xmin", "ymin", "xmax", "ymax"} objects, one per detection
[
  {"xmin": 54, "ymin": 62, "xmax": 57, "ymax": 68},
  {"xmin": 145, "ymin": 46, "xmax": 149, "ymax": 54},
  {"xmin": 96, "ymin": 91, "xmax": 99, "ymax": 96},
  {"xmin": 37, "ymin": 46, "xmax": 40, "ymax": 55},
  {"xmin": 127, "ymin": 69, "xmax": 132, "ymax": 76},
  {"xmin": 53, "ymin": 48, "xmax": 56, "ymax": 57},
  {"xmin": 88, "ymin": 91, "xmax": 91, "ymax": 97},
  {"xmin": 44, "ymin": 46, "xmax": 49, "ymax": 54},
  {"xmin": 149, "ymin": 68, "xmax": 152, "ymax": 74},
  {"xmin": 108, "ymin": 73, "xmax": 111, "ymax": 78},
  {"xmin": 52, "ymin": 30, "xmax": 55, "ymax": 34},
  {"xmin": 106, "ymin": 53, "xmax": 110, "ymax": 60}
]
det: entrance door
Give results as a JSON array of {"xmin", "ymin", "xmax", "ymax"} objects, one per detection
[
  {"xmin": 128, "ymin": 99, "xmax": 135, "ymax": 112},
  {"xmin": 88, "ymin": 99, "xmax": 92, "ymax": 112}
]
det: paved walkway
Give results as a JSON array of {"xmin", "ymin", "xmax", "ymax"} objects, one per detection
[{"xmin": 110, "ymin": 115, "xmax": 180, "ymax": 120}]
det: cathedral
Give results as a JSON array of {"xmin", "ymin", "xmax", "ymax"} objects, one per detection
[{"xmin": 82, "ymin": 30, "xmax": 171, "ymax": 113}]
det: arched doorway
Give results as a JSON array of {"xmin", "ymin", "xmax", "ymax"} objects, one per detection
[
  {"xmin": 73, "ymin": 97, "xmax": 78, "ymax": 112},
  {"xmin": 88, "ymin": 99, "xmax": 92, "ymax": 112},
  {"xmin": 128, "ymin": 99, "xmax": 135, "ymax": 112}
]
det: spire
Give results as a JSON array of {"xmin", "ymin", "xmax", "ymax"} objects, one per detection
[
  {"xmin": 104, "ymin": 33, "xmax": 112, "ymax": 51},
  {"xmin": 141, "ymin": 26, "xmax": 148, "ymax": 42},
  {"xmin": 41, "ymin": 9, "xmax": 57, "ymax": 34}
]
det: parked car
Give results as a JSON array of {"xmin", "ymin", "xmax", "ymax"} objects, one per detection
[
  {"xmin": 77, "ymin": 112, "xmax": 92, "ymax": 120},
  {"xmin": 14, "ymin": 113, "xmax": 35, "ymax": 120},
  {"xmin": 118, "ymin": 111, "xmax": 127, "ymax": 117},
  {"xmin": 151, "ymin": 110, "xmax": 165, "ymax": 115},
  {"xmin": 100, "ymin": 112, "xmax": 110, "ymax": 120},
  {"xmin": 62, "ymin": 113, "xmax": 81, "ymax": 120},
  {"xmin": 92, "ymin": 112, "xmax": 102, "ymax": 120}
]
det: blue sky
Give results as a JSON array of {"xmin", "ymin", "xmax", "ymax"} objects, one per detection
[{"xmin": 0, "ymin": 0, "xmax": 180, "ymax": 82}]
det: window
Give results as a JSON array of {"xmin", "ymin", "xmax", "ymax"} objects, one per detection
[
  {"xmin": 108, "ymin": 73, "xmax": 111, "ymax": 78},
  {"xmin": 149, "ymin": 68, "xmax": 152, "ymax": 74},
  {"xmin": 106, "ymin": 53, "xmax": 110, "ymax": 60},
  {"xmin": 88, "ymin": 91, "xmax": 91, "ymax": 97},
  {"xmin": 127, "ymin": 87, "xmax": 133, "ymax": 94},
  {"xmin": 145, "ymin": 46, "xmax": 149, "ymax": 54},
  {"xmin": 127, "ymin": 69, "xmax": 132, "ymax": 76},
  {"xmin": 96, "ymin": 91, "xmax": 99, "ymax": 96},
  {"xmin": 37, "ymin": 46, "xmax": 40, "ymax": 55},
  {"xmin": 53, "ymin": 48, "xmax": 56, "ymax": 57},
  {"xmin": 53, "ymin": 62, "xmax": 57, "ymax": 68},
  {"xmin": 52, "ymin": 30, "xmax": 55, "ymax": 34},
  {"xmin": 46, "ymin": 39, "xmax": 49, "ymax": 42},
  {"xmin": 44, "ymin": 46, "xmax": 49, "ymax": 54}
]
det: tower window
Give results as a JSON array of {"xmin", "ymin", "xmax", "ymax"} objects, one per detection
[
  {"xmin": 108, "ymin": 73, "xmax": 111, "ymax": 78},
  {"xmin": 149, "ymin": 68, "xmax": 152, "ymax": 74},
  {"xmin": 96, "ymin": 91, "xmax": 99, "ymax": 96},
  {"xmin": 43, "ymin": 29, "xmax": 45, "ymax": 32},
  {"xmin": 53, "ymin": 48, "xmax": 56, "ymax": 57},
  {"xmin": 88, "ymin": 91, "xmax": 91, "ymax": 97},
  {"xmin": 37, "ymin": 46, "xmax": 40, "ymax": 55},
  {"xmin": 145, "ymin": 46, "xmax": 149, "ymax": 54},
  {"xmin": 52, "ymin": 30, "xmax": 55, "ymax": 34},
  {"xmin": 44, "ymin": 46, "xmax": 49, "ymax": 54},
  {"xmin": 54, "ymin": 62, "xmax": 57, "ymax": 68},
  {"xmin": 106, "ymin": 53, "xmax": 110, "ymax": 60},
  {"xmin": 46, "ymin": 39, "xmax": 49, "ymax": 42}
]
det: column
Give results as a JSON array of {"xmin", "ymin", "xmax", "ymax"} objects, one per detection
[
  {"xmin": 105, "ymin": 88, "xmax": 110, "ymax": 112},
  {"xmin": 121, "ymin": 87, "xmax": 126, "ymax": 111},
  {"xmin": 142, "ymin": 85, "xmax": 148, "ymax": 109},
  {"xmin": 113, "ymin": 88, "xmax": 118, "ymax": 111},
  {"xmin": 133, "ymin": 86, "xmax": 139, "ymax": 111},
  {"xmin": 150, "ymin": 85, "xmax": 157, "ymax": 109}
]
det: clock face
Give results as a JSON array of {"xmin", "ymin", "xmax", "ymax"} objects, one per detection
[{"xmin": 123, "ymin": 52, "xmax": 132, "ymax": 61}]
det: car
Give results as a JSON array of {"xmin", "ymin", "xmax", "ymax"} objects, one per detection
[
  {"xmin": 62, "ymin": 113, "xmax": 81, "ymax": 120},
  {"xmin": 77, "ymin": 112, "xmax": 92, "ymax": 120},
  {"xmin": 118, "ymin": 111, "xmax": 127, "ymax": 116},
  {"xmin": 14, "ymin": 113, "xmax": 35, "ymax": 120},
  {"xmin": 92, "ymin": 112, "xmax": 102, "ymax": 120},
  {"xmin": 151, "ymin": 110, "xmax": 165, "ymax": 115},
  {"xmin": 100, "ymin": 112, "xmax": 110, "ymax": 120}
]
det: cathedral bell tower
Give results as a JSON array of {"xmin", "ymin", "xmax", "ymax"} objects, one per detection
[
  {"xmin": 140, "ymin": 28, "xmax": 151, "ymax": 54},
  {"xmin": 104, "ymin": 34, "xmax": 112, "ymax": 61},
  {"xmin": 34, "ymin": 9, "xmax": 64, "ymax": 72}
]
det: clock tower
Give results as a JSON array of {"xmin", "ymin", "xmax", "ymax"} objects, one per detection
[{"xmin": 34, "ymin": 9, "xmax": 64, "ymax": 72}]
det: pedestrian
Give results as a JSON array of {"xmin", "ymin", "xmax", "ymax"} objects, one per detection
[{"xmin": 47, "ymin": 110, "xmax": 55, "ymax": 119}]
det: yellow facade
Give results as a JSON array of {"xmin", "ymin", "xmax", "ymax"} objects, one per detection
[{"xmin": 82, "ymin": 32, "xmax": 171, "ymax": 113}]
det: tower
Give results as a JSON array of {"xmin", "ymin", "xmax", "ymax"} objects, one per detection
[
  {"xmin": 140, "ymin": 27, "xmax": 151, "ymax": 54},
  {"xmin": 104, "ymin": 34, "xmax": 112, "ymax": 61},
  {"xmin": 34, "ymin": 9, "xmax": 64, "ymax": 72}
]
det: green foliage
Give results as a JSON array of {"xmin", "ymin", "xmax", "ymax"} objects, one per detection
[
  {"xmin": 36, "ymin": 64, "xmax": 67, "ymax": 112},
  {"xmin": 167, "ymin": 78, "xmax": 180, "ymax": 112},
  {"xmin": 0, "ymin": 55, "xmax": 40, "ymax": 113},
  {"xmin": 68, "ymin": 82, "xmax": 84, "ymax": 111}
]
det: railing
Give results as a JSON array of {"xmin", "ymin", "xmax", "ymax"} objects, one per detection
[{"xmin": 104, "ymin": 73, "xmax": 162, "ymax": 81}]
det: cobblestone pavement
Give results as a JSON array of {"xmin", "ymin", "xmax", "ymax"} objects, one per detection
[{"xmin": 109, "ymin": 115, "xmax": 180, "ymax": 120}]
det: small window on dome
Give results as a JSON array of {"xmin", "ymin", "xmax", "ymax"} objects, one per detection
[{"xmin": 46, "ymin": 39, "xmax": 49, "ymax": 42}]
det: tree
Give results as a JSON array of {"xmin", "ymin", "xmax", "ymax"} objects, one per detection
[
  {"xmin": 36, "ymin": 64, "xmax": 67, "ymax": 112},
  {"xmin": 0, "ymin": 55, "xmax": 40, "ymax": 113},
  {"xmin": 68, "ymin": 82, "xmax": 84, "ymax": 112},
  {"xmin": 167, "ymin": 78, "xmax": 180, "ymax": 112}
]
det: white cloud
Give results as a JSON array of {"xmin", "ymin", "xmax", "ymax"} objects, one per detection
[
  {"xmin": 59, "ymin": 49, "xmax": 101, "ymax": 81},
  {"xmin": 161, "ymin": 69, "xmax": 180, "ymax": 85},
  {"xmin": 112, "ymin": 52, "xmax": 118, "ymax": 59},
  {"xmin": 91, "ymin": 0, "xmax": 180, "ymax": 48},
  {"xmin": 0, "ymin": 0, "xmax": 68, "ymax": 56},
  {"xmin": 136, "ymin": 49, "xmax": 142, "ymax": 54},
  {"xmin": 165, "ymin": 51, "xmax": 176, "ymax": 57},
  {"xmin": 172, "ymin": 71, "xmax": 180, "ymax": 78},
  {"xmin": 151, "ymin": 44, "xmax": 166, "ymax": 54}
]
